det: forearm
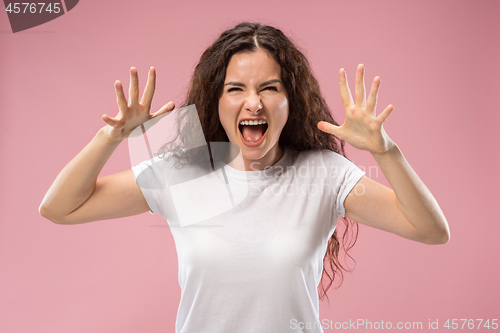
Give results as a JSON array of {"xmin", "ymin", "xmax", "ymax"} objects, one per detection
[
  {"xmin": 39, "ymin": 127, "xmax": 123, "ymax": 220},
  {"xmin": 372, "ymin": 143, "xmax": 450, "ymax": 243}
]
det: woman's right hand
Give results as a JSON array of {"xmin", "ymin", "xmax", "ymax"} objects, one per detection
[{"xmin": 102, "ymin": 67, "xmax": 175, "ymax": 142}]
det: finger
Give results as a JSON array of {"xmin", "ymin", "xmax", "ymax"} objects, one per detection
[
  {"xmin": 317, "ymin": 121, "xmax": 343, "ymax": 139},
  {"xmin": 366, "ymin": 76, "xmax": 381, "ymax": 116},
  {"xmin": 355, "ymin": 64, "xmax": 366, "ymax": 107},
  {"xmin": 114, "ymin": 81, "xmax": 127, "ymax": 111},
  {"xmin": 151, "ymin": 101, "xmax": 175, "ymax": 118},
  {"xmin": 102, "ymin": 114, "xmax": 121, "ymax": 128},
  {"xmin": 339, "ymin": 68, "xmax": 354, "ymax": 108},
  {"xmin": 141, "ymin": 67, "xmax": 156, "ymax": 106},
  {"xmin": 129, "ymin": 67, "xmax": 139, "ymax": 106},
  {"xmin": 376, "ymin": 104, "xmax": 394, "ymax": 124}
]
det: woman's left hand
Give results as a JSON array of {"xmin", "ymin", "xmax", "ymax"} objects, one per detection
[{"xmin": 318, "ymin": 64, "xmax": 395, "ymax": 156}]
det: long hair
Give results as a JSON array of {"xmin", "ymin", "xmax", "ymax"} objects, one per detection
[{"xmin": 179, "ymin": 22, "xmax": 358, "ymax": 301}]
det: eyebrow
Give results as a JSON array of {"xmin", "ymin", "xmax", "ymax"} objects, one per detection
[{"xmin": 223, "ymin": 79, "xmax": 282, "ymax": 88}]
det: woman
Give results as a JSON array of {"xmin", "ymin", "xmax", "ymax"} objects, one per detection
[{"xmin": 40, "ymin": 22, "xmax": 450, "ymax": 332}]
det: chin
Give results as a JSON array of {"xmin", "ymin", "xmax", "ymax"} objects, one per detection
[{"xmin": 241, "ymin": 146, "xmax": 269, "ymax": 160}]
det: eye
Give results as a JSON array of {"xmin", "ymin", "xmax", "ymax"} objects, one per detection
[
  {"xmin": 263, "ymin": 86, "xmax": 278, "ymax": 92},
  {"xmin": 227, "ymin": 87, "xmax": 242, "ymax": 92}
]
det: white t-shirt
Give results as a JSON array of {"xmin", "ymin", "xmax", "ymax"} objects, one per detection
[{"xmin": 132, "ymin": 148, "xmax": 365, "ymax": 333}]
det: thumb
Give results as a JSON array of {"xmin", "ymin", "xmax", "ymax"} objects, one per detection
[
  {"xmin": 102, "ymin": 114, "xmax": 122, "ymax": 128},
  {"xmin": 152, "ymin": 101, "xmax": 175, "ymax": 118},
  {"xmin": 317, "ymin": 121, "xmax": 342, "ymax": 138}
]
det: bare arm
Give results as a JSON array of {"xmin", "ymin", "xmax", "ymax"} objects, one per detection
[
  {"xmin": 344, "ymin": 148, "xmax": 449, "ymax": 244},
  {"xmin": 39, "ymin": 67, "xmax": 174, "ymax": 224},
  {"xmin": 318, "ymin": 64, "xmax": 450, "ymax": 244},
  {"xmin": 39, "ymin": 128, "xmax": 150, "ymax": 224}
]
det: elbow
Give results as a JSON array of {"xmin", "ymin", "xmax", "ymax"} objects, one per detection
[
  {"xmin": 435, "ymin": 216, "xmax": 451, "ymax": 244},
  {"xmin": 416, "ymin": 213, "xmax": 450, "ymax": 245},
  {"xmin": 422, "ymin": 225, "xmax": 451, "ymax": 245},
  {"xmin": 430, "ymin": 230, "xmax": 450, "ymax": 245},
  {"xmin": 440, "ymin": 228, "xmax": 451, "ymax": 244},
  {"xmin": 39, "ymin": 203, "xmax": 66, "ymax": 225}
]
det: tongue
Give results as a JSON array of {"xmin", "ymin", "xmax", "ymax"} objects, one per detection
[{"xmin": 241, "ymin": 124, "xmax": 265, "ymax": 143}]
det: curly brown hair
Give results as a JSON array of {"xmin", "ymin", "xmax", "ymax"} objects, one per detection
[{"xmin": 178, "ymin": 22, "xmax": 358, "ymax": 302}]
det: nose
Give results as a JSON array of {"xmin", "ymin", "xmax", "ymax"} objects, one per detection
[{"xmin": 245, "ymin": 94, "xmax": 262, "ymax": 114}]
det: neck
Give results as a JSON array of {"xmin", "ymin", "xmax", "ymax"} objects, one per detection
[{"xmin": 228, "ymin": 145, "xmax": 284, "ymax": 171}]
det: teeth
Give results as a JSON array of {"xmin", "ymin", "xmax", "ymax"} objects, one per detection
[{"xmin": 239, "ymin": 120, "xmax": 267, "ymax": 125}]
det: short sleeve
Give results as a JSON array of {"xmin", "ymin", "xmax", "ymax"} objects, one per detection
[
  {"xmin": 131, "ymin": 156, "xmax": 167, "ymax": 215},
  {"xmin": 320, "ymin": 150, "xmax": 365, "ymax": 218},
  {"xmin": 131, "ymin": 150, "xmax": 221, "ymax": 224}
]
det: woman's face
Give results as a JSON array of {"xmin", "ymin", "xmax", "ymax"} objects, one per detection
[{"xmin": 218, "ymin": 48, "xmax": 289, "ymax": 171}]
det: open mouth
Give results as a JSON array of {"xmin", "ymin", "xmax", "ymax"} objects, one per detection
[{"xmin": 238, "ymin": 119, "xmax": 268, "ymax": 145}]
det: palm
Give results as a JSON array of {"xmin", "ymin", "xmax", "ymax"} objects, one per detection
[
  {"xmin": 102, "ymin": 67, "xmax": 174, "ymax": 142},
  {"xmin": 318, "ymin": 64, "xmax": 394, "ymax": 155}
]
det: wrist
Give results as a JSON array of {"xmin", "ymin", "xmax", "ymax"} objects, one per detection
[
  {"xmin": 98, "ymin": 126, "xmax": 124, "ymax": 145},
  {"xmin": 371, "ymin": 141, "xmax": 399, "ymax": 159}
]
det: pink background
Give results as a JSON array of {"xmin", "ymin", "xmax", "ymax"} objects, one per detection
[{"xmin": 1, "ymin": 0, "xmax": 499, "ymax": 332}]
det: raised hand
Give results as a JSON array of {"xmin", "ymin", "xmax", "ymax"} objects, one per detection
[
  {"xmin": 102, "ymin": 67, "xmax": 175, "ymax": 142},
  {"xmin": 317, "ymin": 64, "xmax": 395, "ymax": 156}
]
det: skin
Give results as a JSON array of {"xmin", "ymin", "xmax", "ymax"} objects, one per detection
[
  {"xmin": 219, "ymin": 49, "xmax": 289, "ymax": 171},
  {"xmin": 39, "ymin": 67, "xmax": 172, "ymax": 224},
  {"xmin": 318, "ymin": 64, "xmax": 450, "ymax": 244},
  {"xmin": 40, "ymin": 61, "xmax": 450, "ymax": 245}
]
